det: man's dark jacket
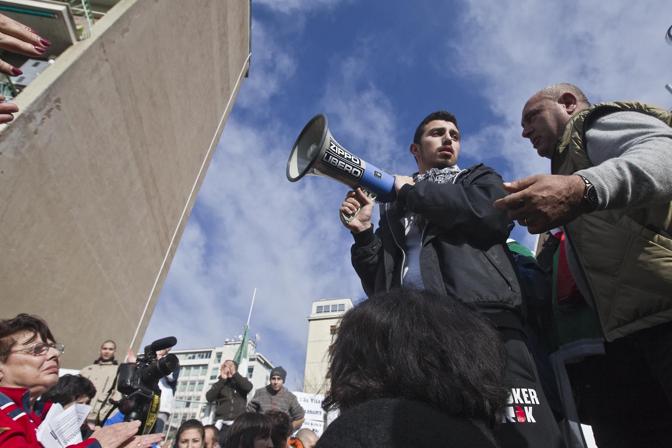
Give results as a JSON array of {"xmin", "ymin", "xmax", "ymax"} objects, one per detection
[
  {"xmin": 205, "ymin": 372, "xmax": 253, "ymax": 421},
  {"xmin": 351, "ymin": 164, "xmax": 522, "ymax": 325}
]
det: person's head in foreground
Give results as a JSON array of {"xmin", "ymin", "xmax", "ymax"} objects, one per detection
[
  {"xmin": 227, "ymin": 412, "xmax": 273, "ymax": 448},
  {"xmin": 204, "ymin": 424, "xmax": 220, "ymax": 448},
  {"xmin": 266, "ymin": 410, "xmax": 291, "ymax": 448},
  {"xmin": 323, "ymin": 288, "xmax": 508, "ymax": 424},
  {"xmin": 290, "ymin": 428, "xmax": 318, "ymax": 448},
  {"xmin": 41, "ymin": 374, "xmax": 96, "ymax": 407},
  {"xmin": 175, "ymin": 419, "xmax": 205, "ymax": 448},
  {"xmin": 0, "ymin": 313, "xmax": 63, "ymax": 400}
]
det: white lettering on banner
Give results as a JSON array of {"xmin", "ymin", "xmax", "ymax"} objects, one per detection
[{"xmin": 292, "ymin": 391, "xmax": 325, "ymax": 436}]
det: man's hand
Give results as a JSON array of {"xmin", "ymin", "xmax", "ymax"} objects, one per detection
[
  {"xmin": 339, "ymin": 188, "xmax": 374, "ymax": 233},
  {"xmin": 123, "ymin": 433, "xmax": 164, "ymax": 448},
  {"xmin": 493, "ymin": 174, "xmax": 586, "ymax": 234},
  {"xmin": 224, "ymin": 360, "xmax": 237, "ymax": 375},
  {"xmin": 394, "ymin": 175, "xmax": 415, "ymax": 192},
  {"xmin": 219, "ymin": 363, "xmax": 232, "ymax": 379},
  {"xmin": 125, "ymin": 348, "xmax": 137, "ymax": 363}
]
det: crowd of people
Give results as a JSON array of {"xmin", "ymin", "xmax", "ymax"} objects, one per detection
[
  {"xmin": 1, "ymin": 8, "xmax": 671, "ymax": 447},
  {"xmin": 0, "ymin": 312, "xmax": 319, "ymax": 448}
]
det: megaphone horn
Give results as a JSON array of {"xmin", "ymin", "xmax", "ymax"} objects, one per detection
[{"xmin": 286, "ymin": 114, "xmax": 396, "ymax": 202}]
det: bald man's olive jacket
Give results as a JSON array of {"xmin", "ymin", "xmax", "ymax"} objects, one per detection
[{"xmin": 552, "ymin": 101, "xmax": 672, "ymax": 341}]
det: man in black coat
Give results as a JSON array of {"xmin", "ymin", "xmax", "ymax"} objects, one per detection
[
  {"xmin": 205, "ymin": 360, "xmax": 253, "ymax": 427},
  {"xmin": 339, "ymin": 110, "xmax": 565, "ymax": 448}
]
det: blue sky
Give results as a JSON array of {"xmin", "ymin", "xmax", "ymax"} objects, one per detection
[{"xmin": 143, "ymin": 0, "xmax": 672, "ymax": 390}]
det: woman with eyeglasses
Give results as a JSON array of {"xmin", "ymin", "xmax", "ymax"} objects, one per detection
[{"xmin": 0, "ymin": 313, "xmax": 163, "ymax": 448}]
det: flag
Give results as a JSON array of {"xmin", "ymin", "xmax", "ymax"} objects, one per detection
[{"xmin": 233, "ymin": 324, "xmax": 250, "ymax": 376}]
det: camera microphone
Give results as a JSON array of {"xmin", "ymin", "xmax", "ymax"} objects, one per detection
[{"xmin": 145, "ymin": 336, "xmax": 177, "ymax": 354}]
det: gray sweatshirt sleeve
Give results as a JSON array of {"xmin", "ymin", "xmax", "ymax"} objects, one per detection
[{"xmin": 575, "ymin": 111, "xmax": 672, "ymax": 210}]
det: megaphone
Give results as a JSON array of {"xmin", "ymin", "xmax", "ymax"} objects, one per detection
[{"xmin": 286, "ymin": 114, "xmax": 396, "ymax": 202}]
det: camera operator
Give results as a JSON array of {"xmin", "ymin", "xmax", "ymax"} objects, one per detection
[
  {"xmin": 115, "ymin": 338, "xmax": 179, "ymax": 435},
  {"xmin": 0, "ymin": 313, "xmax": 162, "ymax": 448}
]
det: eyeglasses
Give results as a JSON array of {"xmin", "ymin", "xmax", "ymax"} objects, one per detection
[{"xmin": 11, "ymin": 342, "xmax": 65, "ymax": 357}]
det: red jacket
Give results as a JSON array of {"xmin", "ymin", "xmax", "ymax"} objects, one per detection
[{"xmin": 0, "ymin": 387, "xmax": 100, "ymax": 448}]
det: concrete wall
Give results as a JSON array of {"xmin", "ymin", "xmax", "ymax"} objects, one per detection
[{"xmin": 0, "ymin": 0, "xmax": 250, "ymax": 368}]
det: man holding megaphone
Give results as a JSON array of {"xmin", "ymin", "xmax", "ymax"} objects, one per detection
[{"xmin": 338, "ymin": 111, "xmax": 565, "ymax": 448}]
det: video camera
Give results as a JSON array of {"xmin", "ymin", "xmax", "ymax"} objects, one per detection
[{"xmin": 115, "ymin": 336, "xmax": 179, "ymax": 434}]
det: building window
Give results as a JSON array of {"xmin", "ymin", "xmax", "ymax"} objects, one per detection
[
  {"xmin": 331, "ymin": 304, "xmax": 338, "ymax": 312},
  {"xmin": 185, "ymin": 351, "xmax": 212, "ymax": 360},
  {"xmin": 215, "ymin": 352, "xmax": 222, "ymax": 363},
  {"xmin": 330, "ymin": 325, "xmax": 337, "ymax": 335},
  {"xmin": 316, "ymin": 305, "xmax": 323, "ymax": 313},
  {"xmin": 247, "ymin": 366, "xmax": 254, "ymax": 379},
  {"xmin": 338, "ymin": 304, "xmax": 345, "ymax": 311}
]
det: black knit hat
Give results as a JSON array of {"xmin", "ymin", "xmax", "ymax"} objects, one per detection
[{"xmin": 270, "ymin": 366, "xmax": 287, "ymax": 382}]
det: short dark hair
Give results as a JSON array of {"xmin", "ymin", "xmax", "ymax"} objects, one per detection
[
  {"xmin": 413, "ymin": 110, "xmax": 459, "ymax": 144},
  {"xmin": 265, "ymin": 411, "xmax": 291, "ymax": 448},
  {"xmin": 323, "ymin": 289, "xmax": 508, "ymax": 424},
  {"xmin": 174, "ymin": 419, "xmax": 205, "ymax": 448},
  {"xmin": 41, "ymin": 375, "xmax": 96, "ymax": 405},
  {"xmin": 0, "ymin": 314, "xmax": 56, "ymax": 362},
  {"xmin": 226, "ymin": 412, "xmax": 272, "ymax": 448}
]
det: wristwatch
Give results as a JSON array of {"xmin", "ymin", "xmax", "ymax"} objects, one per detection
[{"xmin": 577, "ymin": 174, "xmax": 598, "ymax": 212}]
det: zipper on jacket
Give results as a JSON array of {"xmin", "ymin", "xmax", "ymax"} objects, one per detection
[{"xmin": 401, "ymin": 168, "xmax": 469, "ymax": 287}]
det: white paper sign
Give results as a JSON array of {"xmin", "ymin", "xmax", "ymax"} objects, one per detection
[
  {"xmin": 37, "ymin": 403, "xmax": 91, "ymax": 448},
  {"xmin": 292, "ymin": 391, "xmax": 325, "ymax": 436}
]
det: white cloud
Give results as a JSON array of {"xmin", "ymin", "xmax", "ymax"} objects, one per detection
[
  {"xmin": 144, "ymin": 116, "xmax": 366, "ymax": 377},
  {"xmin": 236, "ymin": 19, "xmax": 297, "ymax": 110},
  {"xmin": 255, "ymin": 0, "xmax": 348, "ymax": 14},
  {"xmin": 320, "ymin": 51, "xmax": 414, "ymax": 176},
  {"xmin": 451, "ymin": 0, "xmax": 672, "ymax": 179}
]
